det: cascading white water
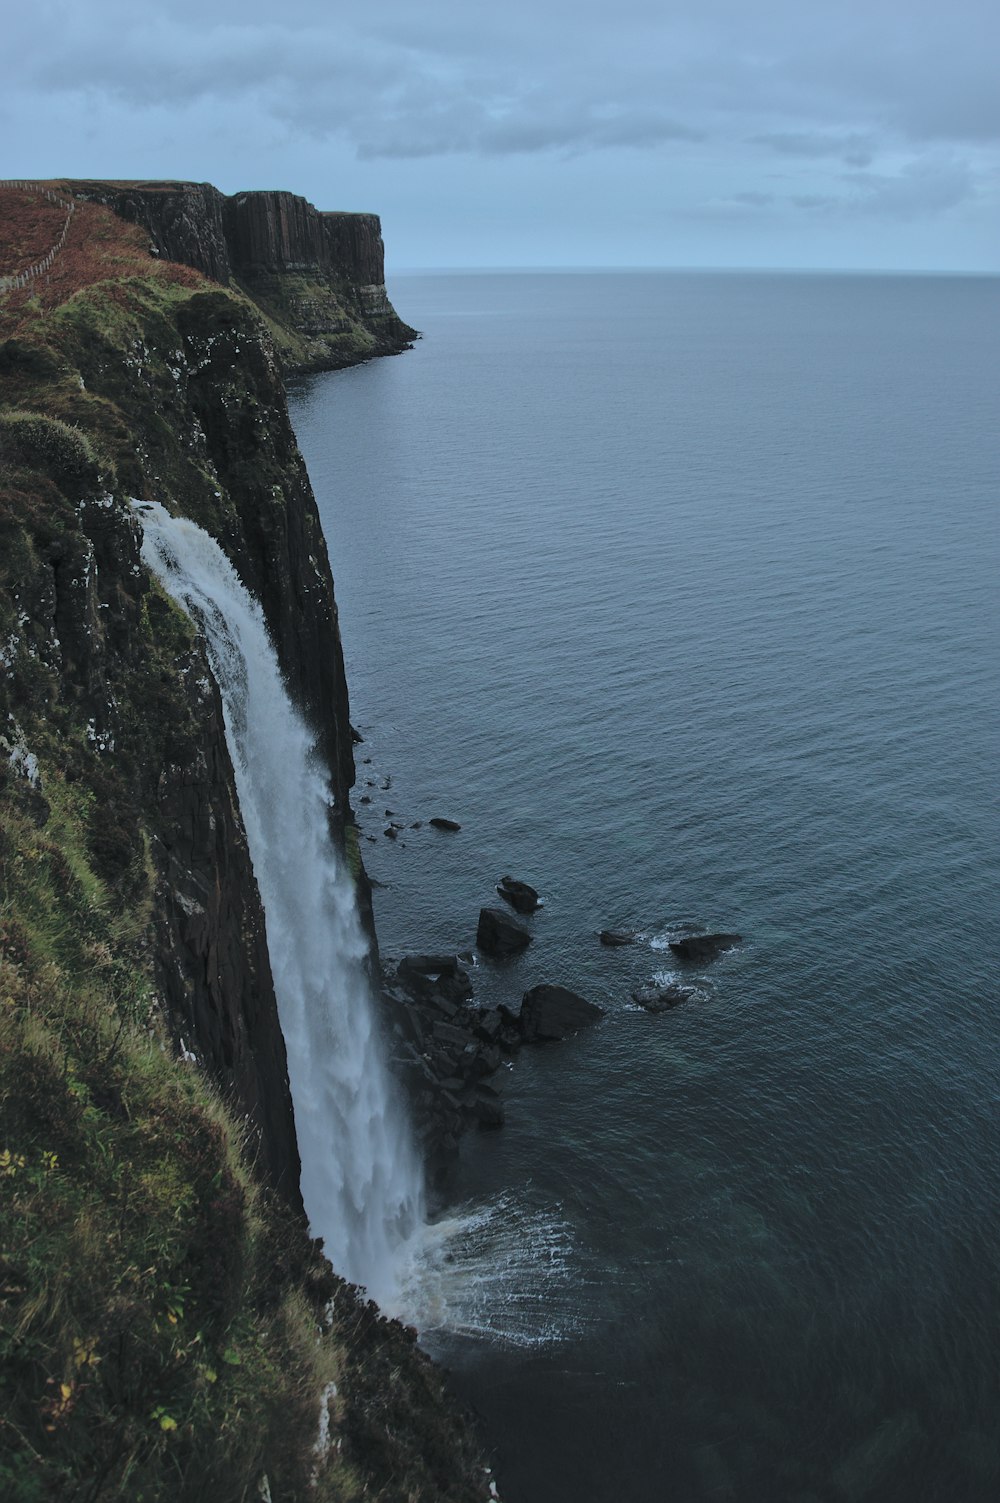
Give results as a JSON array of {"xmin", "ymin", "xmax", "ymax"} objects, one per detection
[
  {"xmin": 138, "ymin": 501, "xmax": 580, "ymax": 1341},
  {"xmin": 138, "ymin": 502, "xmax": 424, "ymax": 1306}
]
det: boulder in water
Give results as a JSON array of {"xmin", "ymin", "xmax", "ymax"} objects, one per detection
[
  {"xmin": 668, "ymin": 933, "xmax": 742, "ymax": 963},
  {"xmin": 430, "ymin": 816, "xmax": 461, "ymax": 831},
  {"xmin": 599, "ymin": 929, "xmax": 635, "ymax": 946},
  {"xmin": 632, "ymin": 982, "xmax": 696, "ymax": 1012},
  {"xmin": 398, "ymin": 953, "xmax": 462, "ymax": 978},
  {"xmin": 477, "ymin": 907, "xmax": 531, "ymax": 956},
  {"xmin": 496, "ymin": 875, "xmax": 541, "ymax": 914},
  {"xmin": 519, "ymin": 984, "xmax": 603, "ymax": 1042}
]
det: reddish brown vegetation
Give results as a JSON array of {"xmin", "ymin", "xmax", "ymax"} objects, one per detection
[
  {"xmin": 0, "ymin": 190, "xmax": 67, "ymax": 272},
  {"xmin": 0, "ymin": 187, "xmax": 204, "ymax": 335}
]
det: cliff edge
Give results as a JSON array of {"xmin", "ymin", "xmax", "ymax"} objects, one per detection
[
  {"xmin": 69, "ymin": 178, "xmax": 417, "ymax": 372},
  {"xmin": 0, "ymin": 184, "xmax": 487, "ymax": 1500}
]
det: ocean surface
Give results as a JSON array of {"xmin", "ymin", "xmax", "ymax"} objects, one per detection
[{"xmin": 288, "ymin": 271, "xmax": 1000, "ymax": 1503}]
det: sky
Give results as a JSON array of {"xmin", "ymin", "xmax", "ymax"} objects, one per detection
[{"xmin": 3, "ymin": 0, "xmax": 998, "ymax": 272}]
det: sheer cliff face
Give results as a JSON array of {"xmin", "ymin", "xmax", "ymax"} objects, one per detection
[
  {"xmin": 0, "ymin": 198, "xmax": 375, "ymax": 1197},
  {"xmin": 70, "ymin": 180, "xmax": 416, "ymax": 371},
  {"xmin": 0, "ymin": 188, "xmax": 491, "ymax": 1502}
]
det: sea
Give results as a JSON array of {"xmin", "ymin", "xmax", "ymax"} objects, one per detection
[{"xmin": 288, "ymin": 270, "xmax": 1000, "ymax": 1503}]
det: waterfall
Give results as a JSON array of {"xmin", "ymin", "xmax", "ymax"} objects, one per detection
[
  {"xmin": 138, "ymin": 503, "xmax": 424, "ymax": 1307},
  {"xmin": 138, "ymin": 501, "xmax": 581, "ymax": 1343}
]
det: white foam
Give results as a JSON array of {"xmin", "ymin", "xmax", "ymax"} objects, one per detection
[{"xmin": 389, "ymin": 1192, "xmax": 582, "ymax": 1349}]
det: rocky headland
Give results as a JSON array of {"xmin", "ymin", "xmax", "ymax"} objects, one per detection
[{"xmin": 0, "ymin": 181, "xmax": 484, "ymax": 1502}]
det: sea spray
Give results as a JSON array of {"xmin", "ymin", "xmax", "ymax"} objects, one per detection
[
  {"xmin": 394, "ymin": 1192, "xmax": 584, "ymax": 1349},
  {"xmin": 138, "ymin": 502, "xmax": 579, "ymax": 1340},
  {"xmin": 138, "ymin": 503, "xmax": 423, "ymax": 1305}
]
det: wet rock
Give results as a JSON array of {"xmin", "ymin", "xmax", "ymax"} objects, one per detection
[
  {"xmin": 473, "ymin": 1010, "xmax": 504, "ymax": 1044},
  {"xmin": 350, "ymin": 724, "xmax": 364, "ymax": 744},
  {"xmin": 632, "ymin": 983, "xmax": 696, "ymax": 1012},
  {"xmin": 359, "ymin": 794, "xmax": 371, "ymax": 804},
  {"xmin": 519, "ymin": 984, "xmax": 604, "ymax": 1042},
  {"xmin": 473, "ymin": 1044, "xmax": 501, "ymax": 1075},
  {"xmin": 384, "ymin": 825, "xmax": 398, "ymax": 839},
  {"xmin": 669, "ymin": 932, "xmax": 742, "ymax": 963},
  {"xmin": 431, "ymin": 1021, "xmax": 473, "ymax": 1050},
  {"xmin": 477, "ymin": 907, "xmax": 532, "ymax": 957},
  {"xmin": 473, "ymin": 1085, "xmax": 505, "ymax": 1130},
  {"xmin": 600, "ymin": 929, "xmax": 635, "ymax": 946},
  {"xmin": 398, "ymin": 953, "xmax": 463, "ymax": 978},
  {"xmin": 496, "ymin": 875, "xmax": 541, "ymax": 914},
  {"xmin": 429, "ymin": 816, "xmax": 461, "ymax": 831}
]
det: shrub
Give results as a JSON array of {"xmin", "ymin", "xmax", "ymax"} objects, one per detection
[{"xmin": 0, "ymin": 410, "xmax": 101, "ymax": 496}]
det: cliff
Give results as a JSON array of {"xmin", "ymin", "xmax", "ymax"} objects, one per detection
[
  {"xmin": 69, "ymin": 179, "xmax": 417, "ymax": 372},
  {"xmin": 0, "ymin": 185, "xmax": 486, "ymax": 1499}
]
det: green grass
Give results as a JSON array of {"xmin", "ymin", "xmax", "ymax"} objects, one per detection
[{"xmin": 0, "ymin": 790, "xmax": 346, "ymax": 1501}]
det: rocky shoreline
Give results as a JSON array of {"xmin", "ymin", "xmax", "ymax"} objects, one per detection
[{"xmin": 353, "ymin": 743, "xmax": 746, "ymax": 1193}]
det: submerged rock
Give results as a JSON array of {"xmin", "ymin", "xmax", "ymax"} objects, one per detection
[
  {"xmin": 477, "ymin": 906, "xmax": 532, "ymax": 956},
  {"xmin": 669, "ymin": 932, "xmax": 742, "ymax": 963},
  {"xmin": 429, "ymin": 816, "xmax": 461, "ymax": 831},
  {"xmin": 496, "ymin": 875, "xmax": 541, "ymax": 914},
  {"xmin": 632, "ymin": 982, "xmax": 697, "ymax": 1012},
  {"xmin": 519, "ymin": 984, "xmax": 604, "ymax": 1041},
  {"xmin": 398, "ymin": 953, "xmax": 463, "ymax": 978},
  {"xmin": 599, "ymin": 929, "xmax": 635, "ymax": 946}
]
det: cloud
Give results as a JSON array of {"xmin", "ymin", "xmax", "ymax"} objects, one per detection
[
  {"xmin": 3, "ymin": 0, "xmax": 997, "ymax": 270},
  {"xmin": 6, "ymin": 0, "xmax": 999, "ymax": 164},
  {"xmin": 356, "ymin": 103, "xmax": 702, "ymax": 160},
  {"xmin": 755, "ymin": 131, "xmax": 876, "ymax": 168},
  {"xmin": 838, "ymin": 157, "xmax": 977, "ymax": 218},
  {"xmin": 784, "ymin": 156, "xmax": 977, "ymax": 218}
]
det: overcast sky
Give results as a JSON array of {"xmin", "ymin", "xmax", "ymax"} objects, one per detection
[{"xmin": 4, "ymin": 0, "xmax": 998, "ymax": 271}]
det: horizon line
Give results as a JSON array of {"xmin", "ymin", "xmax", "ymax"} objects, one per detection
[{"xmin": 387, "ymin": 263, "xmax": 1000, "ymax": 279}]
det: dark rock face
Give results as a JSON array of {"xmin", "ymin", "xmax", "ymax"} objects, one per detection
[
  {"xmin": 519, "ymin": 985, "xmax": 604, "ymax": 1041},
  {"xmin": 174, "ymin": 291, "xmax": 359, "ymax": 814},
  {"xmin": 600, "ymin": 929, "xmax": 635, "ymax": 946},
  {"xmin": 70, "ymin": 179, "xmax": 232, "ymax": 283},
  {"xmin": 152, "ymin": 666, "xmax": 302, "ymax": 1203},
  {"xmin": 669, "ymin": 933, "xmax": 742, "ymax": 963},
  {"xmin": 0, "ymin": 401, "xmax": 302, "ymax": 1200},
  {"xmin": 0, "ymin": 274, "xmax": 386, "ymax": 1202},
  {"xmin": 477, "ymin": 907, "xmax": 532, "ymax": 956},
  {"xmin": 67, "ymin": 180, "xmax": 417, "ymax": 373},
  {"xmin": 496, "ymin": 875, "xmax": 541, "ymax": 914},
  {"xmin": 223, "ymin": 192, "xmax": 387, "ymax": 290}
]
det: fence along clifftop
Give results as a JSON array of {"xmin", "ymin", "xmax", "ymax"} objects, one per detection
[{"xmin": 0, "ymin": 182, "xmax": 77, "ymax": 291}]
